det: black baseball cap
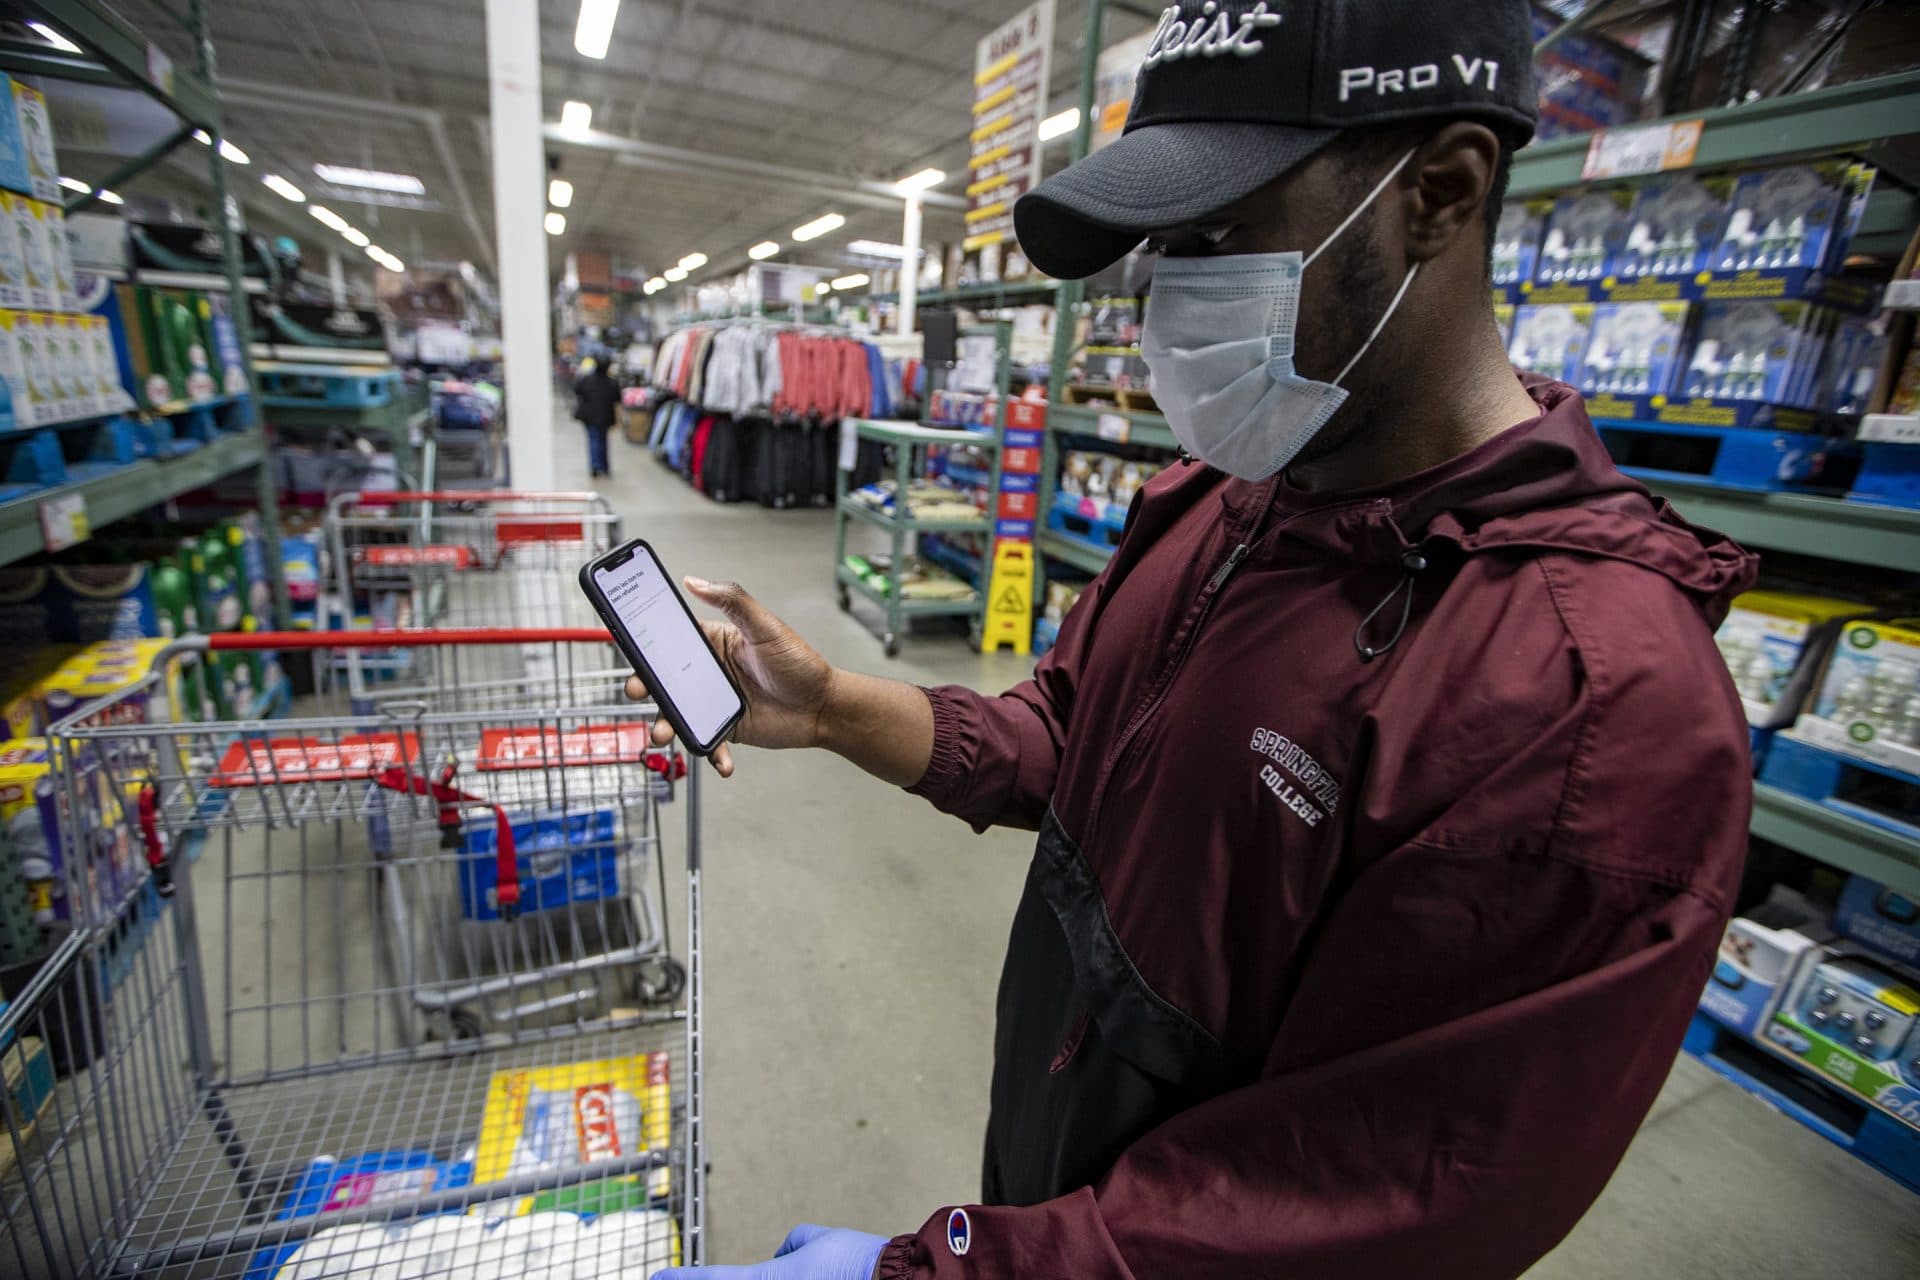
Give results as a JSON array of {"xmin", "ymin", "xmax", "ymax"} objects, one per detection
[{"xmin": 1015, "ymin": 0, "xmax": 1539, "ymax": 280}]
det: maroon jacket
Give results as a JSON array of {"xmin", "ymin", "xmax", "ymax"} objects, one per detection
[{"xmin": 879, "ymin": 379, "xmax": 1758, "ymax": 1279}]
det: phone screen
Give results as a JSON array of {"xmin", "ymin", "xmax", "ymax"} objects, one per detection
[{"xmin": 593, "ymin": 549, "xmax": 740, "ymax": 748}]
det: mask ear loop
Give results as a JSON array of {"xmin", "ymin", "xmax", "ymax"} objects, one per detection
[
  {"xmin": 1303, "ymin": 146, "xmax": 1419, "ymax": 270},
  {"xmin": 1332, "ymin": 261, "xmax": 1420, "ymax": 389}
]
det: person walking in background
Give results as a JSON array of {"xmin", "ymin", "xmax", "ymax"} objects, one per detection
[{"xmin": 574, "ymin": 356, "xmax": 620, "ymax": 479}]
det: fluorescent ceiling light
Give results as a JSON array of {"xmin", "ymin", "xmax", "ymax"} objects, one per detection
[
  {"xmin": 57, "ymin": 175, "xmax": 89, "ymax": 193},
  {"xmin": 792, "ymin": 212, "xmax": 845, "ymax": 243},
  {"xmin": 815, "ymin": 279, "xmax": 833, "ymax": 294},
  {"xmin": 547, "ymin": 178, "xmax": 574, "ymax": 208},
  {"xmin": 831, "ymin": 273, "xmax": 870, "ymax": 291},
  {"xmin": 646, "ymin": 276, "xmax": 666, "ymax": 289},
  {"xmin": 28, "ymin": 22, "xmax": 81, "ymax": 53},
  {"xmin": 847, "ymin": 239, "xmax": 927, "ymax": 260},
  {"xmin": 313, "ymin": 164, "xmax": 422, "ymax": 194},
  {"xmin": 193, "ymin": 129, "xmax": 211, "ymax": 145},
  {"xmin": 643, "ymin": 279, "xmax": 663, "ymax": 295},
  {"xmin": 309, "ymin": 205, "xmax": 350, "ymax": 232},
  {"xmin": 747, "ymin": 241, "xmax": 780, "ymax": 261},
  {"xmin": 678, "ymin": 252, "xmax": 707, "ymax": 270},
  {"xmin": 894, "ymin": 168, "xmax": 945, "ymax": 195},
  {"xmin": 575, "ymin": 0, "xmax": 620, "ymax": 60},
  {"xmin": 1038, "ymin": 108, "xmax": 1080, "ymax": 142},
  {"xmin": 219, "ymin": 140, "xmax": 249, "ymax": 164},
  {"xmin": 560, "ymin": 100, "xmax": 593, "ymax": 135},
  {"xmin": 545, "ymin": 211, "xmax": 567, "ymax": 236},
  {"xmin": 262, "ymin": 174, "xmax": 306, "ymax": 203},
  {"xmin": 96, "ymin": 189, "xmax": 124, "ymax": 205},
  {"xmin": 342, "ymin": 227, "xmax": 371, "ymax": 247},
  {"xmin": 664, "ymin": 265, "xmax": 688, "ymax": 282}
]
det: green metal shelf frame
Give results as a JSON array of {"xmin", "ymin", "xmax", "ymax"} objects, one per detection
[
  {"xmin": 1049, "ymin": 403, "xmax": 1180, "ymax": 451},
  {"xmin": 872, "ymin": 280, "xmax": 1059, "ymax": 309},
  {"xmin": 0, "ymin": 0, "xmax": 285, "ymax": 621},
  {"xmin": 1642, "ymin": 480, "xmax": 1920, "ymax": 570},
  {"xmin": 1037, "ymin": 529, "xmax": 1112, "ymax": 576},
  {"xmin": 0, "ymin": 428, "xmax": 265, "ymax": 564},
  {"xmin": 1751, "ymin": 784, "xmax": 1920, "ymax": 901},
  {"xmin": 836, "ymin": 496, "xmax": 991, "ymax": 537}
]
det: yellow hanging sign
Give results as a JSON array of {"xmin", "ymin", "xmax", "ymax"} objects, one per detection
[{"xmin": 981, "ymin": 541, "xmax": 1034, "ymax": 656}]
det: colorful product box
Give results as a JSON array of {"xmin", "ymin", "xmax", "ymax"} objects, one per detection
[
  {"xmin": 1576, "ymin": 301, "xmax": 1690, "ymax": 398},
  {"xmin": 1491, "ymin": 199, "xmax": 1549, "ymax": 290},
  {"xmin": 13, "ymin": 198, "xmax": 56, "ymax": 312},
  {"xmin": 1764, "ymin": 945, "xmax": 1920, "ymax": 1132},
  {"xmin": 1834, "ymin": 875, "xmax": 1920, "ymax": 968},
  {"xmin": 1616, "ymin": 174, "xmax": 1734, "ymax": 281},
  {"xmin": 1793, "ymin": 620, "xmax": 1920, "ymax": 774},
  {"xmin": 0, "ymin": 739, "xmax": 67, "ymax": 925},
  {"xmin": 1678, "ymin": 301, "xmax": 1826, "ymax": 407},
  {"xmin": 0, "ymin": 75, "xmax": 32, "ymax": 196},
  {"xmin": 1714, "ymin": 591, "xmax": 1865, "ymax": 729},
  {"xmin": 10, "ymin": 311, "xmax": 57, "ymax": 425},
  {"xmin": 1815, "ymin": 314, "xmax": 1887, "ymax": 417},
  {"xmin": 49, "ymin": 563, "xmax": 161, "ymax": 642},
  {"xmin": 9, "ymin": 80, "xmax": 59, "ymax": 204},
  {"xmin": 1493, "ymin": 303, "xmax": 1516, "ymax": 350},
  {"xmin": 474, "ymin": 1052, "xmax": 675, "ymax": 1208},
  {"xmin": 0, "ymin": 191, "xmax": 26, "ymax": 309},
  {"xmin": 0, "ymin": 307, "xmax": 24, "ymax": 426},
  {"xmin": 1535, "ymin": 188, "xmax": 1633, "ymax": 287},
  {"xmin": 1700, "ymin": 910, "xmax": 1830, "ymax": 1041},
  {"xmin": 1507, "ymin": 303, "xmax": 1594, "ymax": 384},
  {"xmin": 0, "ymin": 644, "xmax": 73, "ymax": 739},
  {"xmin": 1713, "ymin": 163, "xmax": 1854, "ymax": 276},
  {"xmin": 459, "ymin": 807, "xmax": 622, "ymax": 922},
  {"xmin": 46, "ymin": 203, "xmax": 73, "ymax": 313}
]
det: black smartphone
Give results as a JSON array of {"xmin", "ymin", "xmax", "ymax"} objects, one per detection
[{"xmin": 579, "ymin": 539, "xmax": 746, "ymax": 757}]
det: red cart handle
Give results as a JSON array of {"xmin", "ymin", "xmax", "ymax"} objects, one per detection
[
  {"xmin": 137, "ymin": 784, "xmax": 173, "ymax": 897},
  {"xmin": 208, "ymin": 629, "xmax": 614, "ymax": 650},
  {"xmin": 374, "ymin": 765, "xmax": 521, "ymax": 919}
]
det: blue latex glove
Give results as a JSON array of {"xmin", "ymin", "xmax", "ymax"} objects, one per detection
[{"xmin": 652, "ymin": 1224, "xmax": 887, "ymax": 1280}]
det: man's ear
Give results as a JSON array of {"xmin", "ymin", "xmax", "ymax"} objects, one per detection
[{"xmin": 1401, "ymin": 122, "xmax": 1502, "ymax": 265}]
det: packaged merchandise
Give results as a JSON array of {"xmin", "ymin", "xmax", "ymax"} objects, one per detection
[
  {"xmin": 12, "ymin": 310, "xmax": 57, "ymax": 424},
  {"xmin": 0, "ymin": 739, "xmax": 64, "ymax": 925},
  {"xmin": 1763, "ymin": 945, "xmax": 1920, "ymax": 1132},
  {"xmin": 1680, "ymin": 301, "xmax": 1824, "ymax": 405},
  {"xmin": 90, "ymin": 314, "xmax": 131, "ymax": 412},
  {"xmin": 252, "ymin": 1208, "xmax": 681, "ymax": 1280},
  {"xmin": 1536, "ymin": 189, "xmax": 1632, "ymax": 285},
  {"xmin": 53, "ymin": 313, "xmax": 86, "ymax": 418},
  {"xmin": 1814, "ymin": 315, "xmax": 1889, "ymax": 416},
  {"xmin": 45, "ymin": 203, "xmax": 72, "ymax": 312},
  {"xmin": 1043, "ymin": 581, "xmax": 1085, "ymax": 627},
  {"xmin": 1698, "ymin": 887, "xmax": 1831, "ymax": 1040},
  {"xmin": 1529, "ymin": 8, "xmax": 1651, "ymax": 141},
  {"xmin": 50, "ymin": 563, "xmax": 160, "ymax": 641},
  {"xmin": 1507, "ymin": 304, "xmax": 1594, "ymax": 384},
  {"xmin": 205, "ymin": 293, "xmax": 249, "ymax": 396},
  {"xmin": 239, "ymin": 1149, "xmax": 475, "ymax": 1280},
  {"xmin": 1713, "ymin": 591, "xmax": 1864, "ymax": 728},
  {"xmin": 0, "ymin": 643, "xmax": 72, "ymax": 739},
  {"xmin": 1796, "ymin": 620, "xmax": 1920, "ymax": 770},
  {"xmin": 1834, "ymin": 875, "xmax": 1920, "ymax": 968},
  {"xmin": 473, "ymin": 1052, "xmax": 674, "ymax": 1205},
  {"xmin": 1494, "ymin": 303, "xmax": 1516, "ymax": 350},
  {"xmin": 1882, "ymin": 343, "xmax": 1920, "ymax": 418},
  {"xmin": 0, "ymin": 192, "xmax": 26, "ymax": 309},
  {"xmin": 14, "ymin": 197, "xmax": 55, "ymax": 312},
  {"xmin": 1616, "ymin": 174, "xmax": 1733, "ymax": 280},
  {"xmin": 0, "ymin": 305, "xmax": 21, "ymax": 422},
  {"xmin": 0, "ymin": 75, "xmax": 32, "ymax": 196},
  {"xmin": 1712, "ymin": 163, "xmax": 1857, "ymax": 275},
  {"xmin": 36, "ymin": 638, "xmax": 175, "ymax": 728},
  {"xmin": 1490, "ymin": 200, "xmax": 1548, "ymax": 288},
  {"xmin": 458, "ymin": 806, "xmax": 622, "ymax": 922},
  {"xmin": 1576, "ymin": 301, "xmax": 1690, "ymax": 397},
  {"xmin": 9, "ymin": 79, "xmax": 59, "ymax": 204}
]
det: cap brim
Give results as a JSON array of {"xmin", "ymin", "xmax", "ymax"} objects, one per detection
[{"xmin": 1014, "ymin": 121, "xmax": 1341, "ymax": 280}]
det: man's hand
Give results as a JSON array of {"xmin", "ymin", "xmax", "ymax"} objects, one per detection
[
  {"xmin": 651, "ymin": 1224, "xmax": 886, "ymax": 1280},
  {"xmin": 626, "ymin": 578, "xmax": 835, "ymax": 777}
]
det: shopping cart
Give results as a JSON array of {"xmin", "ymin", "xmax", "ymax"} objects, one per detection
[
  {"xmin": 0, "ymin": 630, "xmax": 706, "ymax": 1278},
  {"xmin": 427, "ymin": 385, "xmax": 504, "ymax": 489},
  {"xmin": 327, "ymin": 491, "xmax": 623, "ymax": 636}
]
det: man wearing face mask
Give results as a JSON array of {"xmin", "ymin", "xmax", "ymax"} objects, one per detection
[{"xmin": 648, "ymin": 3, "xmax": 1759, "ymax": 1278}]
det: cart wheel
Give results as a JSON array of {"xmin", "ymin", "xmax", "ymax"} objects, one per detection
[
  {"xmin": 837, "ymin": 585, "xmax": 851, "ymax": 612},
  {"xmin": 448, "ymin": 1008, "xmax": 485, "ymax": 1041},
  {"xmin": 884, "ymin": 634, "xmax": 900, "ymax": 659},
  {"xmin": 632, "ymin": 956, "xmax": 688, "ymax": 1006}
]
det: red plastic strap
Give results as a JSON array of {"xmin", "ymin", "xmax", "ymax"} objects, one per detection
[
  {"xmin": 351, "ymin": 491, "xmax": 601, "ymax": 505},
  {"xmin": 373, "ymin": 766, "xmax": 520, "ymax": 915},
  {"xmin": 647, "ymin": 750, "xmax": 688, "ymax": 782},
  {"xmin": 137, "ymin": 783, "xmax": 174, "ymax": 896},
  {"xmin": 209, "ymin": 628, "xmax": 613, "ymax": 651}
]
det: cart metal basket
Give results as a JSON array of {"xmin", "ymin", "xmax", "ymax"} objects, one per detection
[{"xmin": 0, "ymin": 631, "xmax": 707, "ymax": 1279}]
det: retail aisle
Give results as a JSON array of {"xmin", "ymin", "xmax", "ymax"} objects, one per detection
[{"xmin": 566, "ymin": 419, "xmax": 1917, "ymax": 1273}]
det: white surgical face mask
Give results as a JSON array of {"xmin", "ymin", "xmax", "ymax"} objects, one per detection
[{"xmin": 1141, "ymin": 148, "xmax": 1421, "ymax": 480}]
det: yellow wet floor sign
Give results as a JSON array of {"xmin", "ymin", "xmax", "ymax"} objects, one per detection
[{"xmin": 982, "ymin": 541, "xmax": 1034, "ymax": 655}]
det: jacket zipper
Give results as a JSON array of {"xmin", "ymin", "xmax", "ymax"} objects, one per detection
[{"xmin": 1083, "ymin": 537, "xmax": 1255, "ymax": 850}]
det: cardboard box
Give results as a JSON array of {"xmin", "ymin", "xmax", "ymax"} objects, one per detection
[
  {"xmin": 1700, "ymin": 910, "xmax": 1829, "ymax": 1040},
  {"xmin": 12, "ymin": 311, "xmax": 58, "ymax": 425},
  {"xmin": 1794, "ymin": 619, "xmax": 1920, "ymax": 776},
  {"xmin": 1834, "ymin": 875, "xmax": 1920, "ymax": 968},
  {"xmin": 0, "ymin": 740, "xmax": 68, "ymax": 925},
  {"xmin": 1576, "ymin": 301, "xmax": 1691, "ymax": 398},
  {"xmin": 45, "ymin": 203, "xmax": 73, "ymax": 313},
  {"xmin": 9, "ymin": 81, "xmax": 58, "ymax": 204},
  {"xmin": 13, "ymin": 198, "xmax": 55, "ymax": 312},
  {"xmin": 1714, "ymin": 591, "xmax": 1866, "ymax": 729},
  {"xmin": 1764, "ymin": 944, "xmax": 1920, "ymax": 1133},
  {"xmin": 1616, "ymin": 174, "xmax": 1735, "ymax": 281},
  {"xmin": 0, "ymin": 192, "xmax": 25, "ymax": 309},
  {"xmin": 1508, "ymin": 303, "xmax": 1594, "ymax": 384},
  {"xmin": 0, "ymin": 75, "xmax": 32, "ymax": 196},
  {"xmin": 1491, "ymin": 198, "xmax": 1550, "ymax": 290},
  {"xmin": 1536, "ymin": 188, "xmax": 1634, "ymax": 286},
  {"xmin": 0, "ymin": 307, "xmax": 23, "ymax": 428}
]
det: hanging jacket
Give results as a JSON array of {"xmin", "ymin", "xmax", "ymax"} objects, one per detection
[{"xmin": 881, "ymin": 377, "xmax": 1759, "ymax": 1280}]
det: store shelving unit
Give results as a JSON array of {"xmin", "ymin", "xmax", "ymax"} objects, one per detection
[
  {"xmin": 872, "ymin": 280, "xmax": 1059, "ymax": 309},
  {"xmin": 0, "ymin": 0, "xmax": 283, "ymax": 618}
]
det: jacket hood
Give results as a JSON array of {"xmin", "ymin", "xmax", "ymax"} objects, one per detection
[{"xmin": 1222, "ymin": 376, "xmax": 1759, "ymax": 628}]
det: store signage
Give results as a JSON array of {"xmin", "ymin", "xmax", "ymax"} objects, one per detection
[
  {"xmin": 1582, "ymin": 118, "xmax": 1704, "ymax": 182},
  {"xmin": 211, "ymin": 733, "xmax": 421, "ymax": 786},
  {"xmin": 982, "ymin": 541, "xmax": 1036, "ymax": 656},
  {"xmin": 477, "ymin": 725, "xmax": 650, "ymax": 771},
  {"xmin": 966, "ymin": 0, "xmax": 1055, "ymax": 255},
  {"xmin": 38, "ymin": 491, "xmax": 89, "ymax": 552},
  {"xmin": 356, "ymin": 545, "xmax": 476, "ymax": 568},
  {"xmin": 1093, "ymin": 28, "xmax": 1156, "ymax": 151}
]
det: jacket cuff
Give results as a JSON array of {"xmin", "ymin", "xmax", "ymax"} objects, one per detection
[
  {"xmin": 904, "ymin": 685, "xmax": 968, "ymax": 808},
  {"xmin": 875, "ymin": 1236, "xmax": 919, "ymax": 1280}
]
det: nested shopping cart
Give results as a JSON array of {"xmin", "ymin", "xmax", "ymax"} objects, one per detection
[
  {"xmin": 0, "ymin": 630, "xmax": 707, "ymax": 1279},
  {"xmin": 327, "ymin": 491, "xmax": 623, "ymax": 637}
]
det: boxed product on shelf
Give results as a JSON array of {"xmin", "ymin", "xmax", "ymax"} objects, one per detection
[
  {"xmin": 47, "ymin": 563, "xmax": 160, "ymax": 642},
  {"xmin": 13, "ymin": 196, "xmax": 56, "ymax": 312},
  {"xmin": 1491, "ymin": 199, "xmax": 1550, "ymax": 290},
  {"xmin": 7, "ymin": 310, "xmax": 58, "ymax": 425},
  {"xmin": 1712, "ymin": 162, "xmax": 1860, "ymax": 276},
  {"xmin": 1816, "ymin": 314, "xmax": 1890, "ymax": 417},
  {"xmin": 1679, "ymin": 301, "xmax": 1826, "ymax": 407},
  {"xmin": 1576, "ymin": 301, "xmax": 1690, "ymax": 398},
  {"xmin": 1714, "ymin": 591, "xmax": 1867, "ymax": 730},
  {"xmin": 0, "ymin": 192, "xmax": 24, "ymax": 309},
  {"xmin": 1494, "ymin": 303, "xmax": 1516, "ymax": 350},
  {"xmin": 1834, "ymin": 875, "xmax": 1920, "ymax": 968},
  {"xmin": 1793, "ymin": 619, "xmax": 1920, "ymax": 773},
  {"xmin": 474, "ymin": 1051, "xmax": 674, "ymax": 1206},
  {"xmin": 1536, "ymin": 189, "xmax": 1633, "ymax": 286},
  {"xmin": 7, "ymin": 79, "xmax": 58, "ymax": 205},
  {"xmin": 1698, "ymin": 887, "xmax": 1832, "ymax": 1041},
  {"xmin": 45, "ymin": 203, "xmax": 72, "ymax": 312},
  {"xmin": 0, "ymin": 76, "xmax": 34, "ymax": 198},
  {"xmin": 0, "ymin": 645, "xmax": 73, "ymax": 739},
  {"xmin": 0, "ymin": 738, "xmax": 65, "ymax": 926},
  {"xmin": 1616, "ymin": 174, "xmax": 1734, "ymax": 281},
  {"xmin": 1507, "ymin": 303, "xmax": 1594, "ymax": 383},
  {"xmin": 1529, "ymin": 5, "xmax": 1651, "ymax": 141},
  {"xmin": 1762, "ymin": 943, "xmax": 1920, "ymax": 1133}
]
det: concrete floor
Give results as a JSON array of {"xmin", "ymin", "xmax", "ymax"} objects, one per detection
[{"xmin": 559, "ymin": 420, "xmax": 1918, "ymax": 1275}]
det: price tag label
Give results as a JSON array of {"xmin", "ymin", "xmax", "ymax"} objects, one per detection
[
  {"xmin": 145, "ymin": 41, "xmax": 175, "ymax": 95},
  {"xmin": 1860, "ymin": 414, "xmax": 1920, "ymax": 445},
  {"xmin": 1582, "ymin": 119, "xmax": 1704, "ymax": 181},
  {"xmin": 39, "ymin": 491, "xmax": 89, "ymax": 552},
  {"xmin": 1096, "ymin": 412, "xmax": 1130, "ymax": 444}
]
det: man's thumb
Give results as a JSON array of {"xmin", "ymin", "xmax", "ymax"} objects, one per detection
[{"xmin": 685, "ymin": 578, "xmax": 773, "ymax": 637}]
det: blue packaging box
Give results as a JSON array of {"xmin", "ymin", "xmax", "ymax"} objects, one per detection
[
  {"xmin": 459, "ymin": 806, "xmax": 623, "ymax": 922},
  {"xmin": 1834, "ymin": 875, "xmax": 1920, "ymax": 968}
]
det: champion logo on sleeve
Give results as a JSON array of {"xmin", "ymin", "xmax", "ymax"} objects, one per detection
[{"xmin": 947, "ymin": 1208, "xmax": 972, "ymax": 1256}]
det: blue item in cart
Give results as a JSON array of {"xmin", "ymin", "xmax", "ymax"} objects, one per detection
[
  {"xmin": 459, "ymin": 807, "xmax": 622, "ymax": 922},
  {"xmin": 242, "ymin": 1148, "xmax": 474, "ymax": 1280}
]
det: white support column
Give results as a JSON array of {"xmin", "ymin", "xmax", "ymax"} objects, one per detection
[
  {"xmin": 326, "ymin": 249, "xmax": 346, "ymax": 304},
  {"xmin": 486, "ymin": 0, "xmax": 556, "ymax": 489},
  {"xmin": 897, "ymin": 195, "xmax": 923, "ymax": 337}
]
